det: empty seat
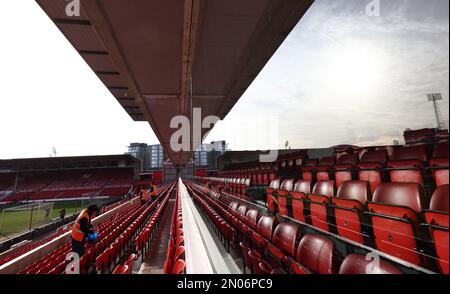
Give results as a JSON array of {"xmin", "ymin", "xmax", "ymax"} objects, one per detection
[
  {"xmin": 301, "ymin": 159, "xmax": 318, "ymax": 181},
  {"xmin": 308, "ymin": 181, "xmax": 335, "ymax": 232},
  {"xmin": 366, "ymin": 183, "xmax": 425, "ymax": 265},
  {"xmin": 339, "ymin": 254, "xmax": 402, "ymax": 274},
  {"xmin": 428, "ymin": 224, "xmax": 449, "ymax": 274},
  {"xmin": 429, "ymin": 141, "xmax": 449, "ymax": 187},
  {"xmin": 250, "ymin": 216, "xmax": 278, "ymax": 249},
  {"xmin": 358, "ymin": 150, "xmax": 388, "ymax": 193},
  {"xmin": 266, "ymin": 179, "xmax": 281, "ymax": 212},
  {"xmin": 331, "ymin": 181, "xmax": 371, "ymax": 244},
  {"xmin": 229, "ymin": 202, "xmax": 239, "ymax": 212},
  {"xmin": 334, "ymin": 154, "xmax": 359, "ymax": 188},
  {"xmin": 424, "ymin": 185, "xmax": 449, "ymax": 274},
  {"xmin": 424, "ymin": 184, "xmax": 449, "ymax": 227},
  {"xmin": 387, "ymin": 145, "xmax": 427, "ymax": 184},
  {"xmin": 245, "ymin": 208, "xmax": 260, "ymax": 230},
  {"xmin": 315, "ymin": 157, "xmax": 336, "ymax": 181},
  {"xmin": 268, "ymin": 223, "xmax": 300, "ymax": 262},
  {"xmin": 291, "ymin": 180, "xmax": 312, "ymax": 223},
  {"xmin": 289, "ymin": 234, "xmax": 339, "ymax": 274},
  {"xmin": 277, "ymin": 179, "xmax": 295, "ymax": 216},
  {"xmin": 236, "ymin": 205, "xmax": 249, "ymax": 221}
]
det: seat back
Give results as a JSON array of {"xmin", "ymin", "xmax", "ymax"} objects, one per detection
[
  {"xmin": 425, "ymin": 185, "xmax": 449, "ymax": 227},
  {"xmin": 370, "ymin": 182, "xmax": 425, "ymax": 216},
  {"xmin": 429, "ymin": 225, "xmax": 449, "ymax": 274},
  {"xmin": 294, "ymin": 180, "xmax": 311, "ymax": 194},
  {"xmin": 245, "ymin": 208, "xmax": 260, "ymax": 230},
  {"xmin": 256, "ymin": 216, "xmax": 278, "ymax": 241},
  {"xmin": 336, "ymin": 181, "xmax": 371, "ymax": 204},
  {"xmin": 280, "ymin": 179, "xmax": 294, "ymax": 192},
  {"xmin": 296, "ymin": 234, "xmax": 338, "ymax": 274},
  {"xmin": 271, "ymin": 223, "xmax": 299, "ymax": 258},
  {"xmin": 312, "ymin": 180, "xmax": 335, "ymax": 198}
]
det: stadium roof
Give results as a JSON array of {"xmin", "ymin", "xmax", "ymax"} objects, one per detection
[{"xmin": 36, "ymin": 0, "xmax": 314, "ymax": 167}]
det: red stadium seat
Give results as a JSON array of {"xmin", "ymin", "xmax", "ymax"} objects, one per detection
[
  {"xmin": 429, "ymin": 141, "xmax": 449, "ymax": 187},
  {"xmin": 334, "ymin": 154, "xmax": 359, "ymax": 188},
  {"xmin": 331, "ymin": 181, "xmax": 371, "ymax": 244},
  {"xmin": 387, "ymin": 145, "xmax": 427, "ymax": 184},
  {"xmin": 288, "ymin": 234, "xmax": 339, "ymax": 274},
  {"xmin": 172, "ymin": 259, "xmax": 186, "ymax": 275},
  {"xmin": 308, "ymin": 181, "xmax": 335, "ymax": 232},
  {"xmin": 358, "ymin": 150, "xmax": 388, "ymax": 193},
  {"xmin": 316, "ymin": 157, "xmax": 336, "ymax": 181},
  {"xmin": 366, "ymin": 183, "xmax": 425, "ymax": 265},
  {"xmin": 266, "ymin": 179, "xmax": 281, "ymax": 212},
  {"xmin": 424, "ymin": 184, "xmax": 449, "ymax": 227},
  {"xmin": 301, "ymin": 159, "xmax": 318, "ymax": 181},
  {"xmin": 428, "ymin": 224, "xmax": 449, "ymax": 274},
  {"xmin": 277, "ymin": 179, "xmax": 295, "ymax": 216},
  {"xmin": 267, "ymin": 222, "xmax": 300, "ymax": 263},
  {"xmin": 291, "ymin": 180, "xmax": 312, "ymax": 223},
  {"xmin": 339, "ymin": 254, "xmax": 402, "ymax": 274}
]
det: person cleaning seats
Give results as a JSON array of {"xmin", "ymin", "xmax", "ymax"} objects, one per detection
[{"xmin": 71, "ymin": 204, "xmax": 100, "ymax": 258}]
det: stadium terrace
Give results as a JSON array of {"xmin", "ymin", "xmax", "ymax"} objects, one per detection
[{"xmin": 0, "ymin": 0, "xmax": 448, "ymax": 289}]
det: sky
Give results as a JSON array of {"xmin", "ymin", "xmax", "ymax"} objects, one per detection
[{"xmin": 0, "ymin": 0, "xmax": 448, "ymax": 159}]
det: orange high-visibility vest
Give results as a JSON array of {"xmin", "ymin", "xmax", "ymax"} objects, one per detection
[
  {"xmin": 150, "ymin": 185, "xmax": 158, "ymax": 197},
  {"xmin": 141, "ymin": 189, "xmax": 149, "ymax": 201},
  {"xmin": 71, "ymin": 209, "xmax": 90, "ymax": 242}
]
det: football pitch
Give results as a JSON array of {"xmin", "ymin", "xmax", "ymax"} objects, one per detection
[{"xmin": 0, "ymin": 200, "xmax": 102, "ymax": 239}]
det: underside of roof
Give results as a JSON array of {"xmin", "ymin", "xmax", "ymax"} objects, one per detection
[{"xmin": 36, "ymin": 0, "xmax": 315, "ymax": 167}]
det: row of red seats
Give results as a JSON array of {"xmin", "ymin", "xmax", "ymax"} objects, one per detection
[
  {"xmin": 18, "ymin": 203, "xmax": 139, "ymax": 274},
  {"xmin": 112, "ymin": 254, "xmax": 135, "ymax": 274},
  {"xmin": 0, "ymin": 228, "xmax": 70, "ymax": 266},
  {"xmin": 163, "ymin": 187, "xmax": 185, "ymax": 274},
  {"xmin": 267, "ymin": 179, "xmax": 448, "ymax": 273},
  {"xmin": 186, "ymin": 183, "xmax": 235, "ymax": 252},
  {"xmin": 135, "ymin": 185, "xmax": 172, "ymax": 261},
  {"xmin": 96, "ymin": 183, "xmax": 175, "ymax": 274},
  {"xmin": 300, "ymin": 142, "xmax": 448, "ymax": 191},
  {"xmin": 18, "ymin": 183, "xmax": 172, "ymax": 274},
  {"xmin": 190, "ymin": 182, "xmax": 404, "ymax": 274}
]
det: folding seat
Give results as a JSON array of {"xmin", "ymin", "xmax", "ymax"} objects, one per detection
[
  {"xmin": 428, "ymin": 224, "xmax": 449, "ymax": 274},
  {"xmin": 429, "ymin": 141, "xmax": 449, "ymax": 187},
  {"xmin": 338, "ymin": 254, "xmax": 402, "ymax": 274},
  {"xmin": 334, "ymin": 154, "xmax": 359, "ymax": 188},
  {"xmin": 267, "ymin": 223, "xmax": 300, "ymax": 265},
  {"xmin": 266, "ymin": 179, "xmax": 281, "ymax": 212},
  {"xmin": 387, "ymin": 145, "xmax": 428, "ymax": 184},
  {"xmin": 424, "ymin": 184, "xmax": 449, "ymax": 227},
  {"xmin": 358, "ymin": 150, "xmax": 389, "ymax": 193},
  {"xmin": 308, "ymin": 181, "xmax": 335, "ymax": 232},
  {"xmin": 174, "ymin": 246, "xmax": 185, "ymax": 262},
  {"xmin": 315, "ymin": 156, "xmax": 336, "ymax": 181},
  {"xmin": 172, "ymin": 259, "xmax": 186, "ymax": 275},
  {"xmin": 365, "ymin": 183, "xmax": 425, "ymax": 265},
  {"xmin": 329, "ymin": 181, "xmax": 370, "ymax": 244},
  {"xmin": 301, "ymin": 159, "xmax": 318, "ymax": 181},
  {"xmin": 422, "ymin": 185, "xmax": 449, "ymax": 273},
  {"xmin": 229, "ymin": 201, "xmax": 239, "ymax": 213},
  {"xmin": 288, "ymin": 234, "xmax": 339, "ymax": 274},
  {"xmin": 245, "ymin": 208, "xmax": 260, "ymax": 230},
  {"xmin": 236, "ymin": 204, "xmax": 249, "ymax": 221},
  {"xmin": 290, "ymin": 180, "xmax": 312, "ymax": 223},
  {"xmin": 250, "ymin": 216, "xmax": 278, "ymax": 250},
  {"xmin": 276, "ymin": 179, "xmax": 295, "ymax": 217}
]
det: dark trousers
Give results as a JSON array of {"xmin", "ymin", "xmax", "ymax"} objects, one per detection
[{"xmin": 71, "ymin": 238, "xmax": 85, "ymax": 258}]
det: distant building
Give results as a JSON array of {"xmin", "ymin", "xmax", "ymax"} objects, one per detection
[{"xmin": 127, "ymin": 141, "xmax": 228, "ymax": 172}]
